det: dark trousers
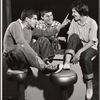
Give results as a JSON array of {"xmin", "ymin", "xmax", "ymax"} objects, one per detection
[
  {"xmin": 31, "ymin": 37, "xmax": 55, "ymax": 61},
  {"xmin": 65, "ymin": 34, "xmax": 98, "ymax": 80},
  {"xmin": 3, "ymin": 37, "xmax": 55, "ymax": 70}
]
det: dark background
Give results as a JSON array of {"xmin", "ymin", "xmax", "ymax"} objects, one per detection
[
  {"xmin": 11, "ymin": 0, "xmax": 99, "ymax": 37},
  {"xmin": 10, "ymin": 0, "xmax": 98, "ymax": 22},
  {"xmin": 3, "ymin": 0, "xmax": 99, "ymax": 49},
  {"xmin": 2, "ymin": 0, "xmax": 99, "ymax": 99},
  {"xmin": 3, "ymin": 0, "xmax": 99, "ymax": 37}
]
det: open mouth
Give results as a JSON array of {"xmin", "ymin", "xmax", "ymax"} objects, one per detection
[{"xmin": 47, "ymin": 20, "xmax": 53, "ymax": 24}]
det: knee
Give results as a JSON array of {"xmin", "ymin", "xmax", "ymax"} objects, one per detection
[
  {"xmin": 80, "ymin": 55, "xmax": 90, "ymax": 62},
  {"xmin": 10, "ymin": 46, "xmax": 21, "ymax": 55},
  {"xmin": 7, "ymin": 47, "xmax": 26, "ymax": 70},
  {"xmin": 70, "ymin": 33, "xmax": 79, "ymax": 39},
  {"xmin": 39, "ymin": 36, "xmax": 50, "ymax": 43}
]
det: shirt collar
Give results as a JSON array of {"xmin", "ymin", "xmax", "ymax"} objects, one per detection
[
  {"xmin": 77, "ymin": 16, "xmax": 89, "ymax": 26},
  {"xmin": 40, "ymin": 20, "xmax": 55, "ymax": 26},
  {"xmin": 18, "ymin": 19, "xmax": 25, "ymax": 29}
]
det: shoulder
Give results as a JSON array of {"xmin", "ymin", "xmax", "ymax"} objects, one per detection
[
  {"xmin": 4, "ymin": 21, "xmax": 17, "ymax": 36},
  {"xmin": 5, "ymin": 20, "xmax": 22, "ymax": 35},
  {"xmin": 86, "ymin": 17, "xmax": 98, "ymax": 30},
  {"xmin": 5, "ymin": 21, "xmax": 17, "ymax": 32},
  {"xmin": 8, "ymin": 20, "xmax": 20, "ymax": 29},
  {"xmin": 53, "ymin": 20, "xmax": 61, "ymax": 25},
  {"xmin": 87, "ymin": 17, "xmax": 97, "ymax": 26}
]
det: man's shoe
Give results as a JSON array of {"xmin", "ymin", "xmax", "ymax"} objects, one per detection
[
  {"xmin": 41, "ymin": 64, "xmax": 63, "ymax": 74},
  {"xmin": 54, "ymin": 64, "xmax": 63, "ymax": 73},
  {"xmin": 86, "ymin": 87, "xmax": 93, "ymax": 100}
]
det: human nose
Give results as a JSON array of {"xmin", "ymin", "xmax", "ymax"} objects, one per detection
[
  {"xmin": 50, "ymin": 15, "xmax": 53, "ymax": 19},
  {"xmin": 72, "ymin": 12, "xmax": 74, "ymax": 16},
  {"xmin": 36, "ymin": 20, "xmax": 38, "ymax": 24}
]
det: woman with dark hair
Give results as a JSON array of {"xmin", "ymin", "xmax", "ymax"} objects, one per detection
[{"xmin": 63, "ymin": 0, "xmax": 98, "ymax": 99}]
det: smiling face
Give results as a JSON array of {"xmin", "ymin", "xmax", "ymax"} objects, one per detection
[
  {"xmin": 26, "ymin": 14, "xmax": 38, "ymax": 28},
  {"xmin": 41, "ymin": 12, "xmax": 53, "ymax": 25},
  {"xmin": 72, "ymin": 8, "xmax": 81, "ymax": 21}
]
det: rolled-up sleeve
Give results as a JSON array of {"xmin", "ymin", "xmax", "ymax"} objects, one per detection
[{"xmin": 32, "ymin": 28, "xmax": 58, "ymax": 37}]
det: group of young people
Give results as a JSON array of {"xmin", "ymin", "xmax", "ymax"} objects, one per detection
[{"xmin": 3, "ymin": 0, "xmax": 98, "ymax": 99}]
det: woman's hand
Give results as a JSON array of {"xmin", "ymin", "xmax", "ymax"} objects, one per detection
[{"xmin": 71, "ymin": 51, "xmax": 81, "ymax": 64}]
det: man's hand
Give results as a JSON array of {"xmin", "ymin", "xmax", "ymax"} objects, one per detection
[
  {"xmin": 62, "ymin": 14, "xmax": 70, "ymax": 27},
  {"xmin": 36, "ymin": 56, "xmax": 46, "ymax": 70},
  {"xmin": 57, "ymin": 14, "xmax": 70, "ymax": 31},
  {"xmin": 58, "ymin": 37, "xmax": 66, "ymax": 42}
]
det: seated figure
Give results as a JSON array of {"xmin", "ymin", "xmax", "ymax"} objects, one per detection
[
  {"xmin": 36, "ymin": 8, "xmax": 67, "ymax": 53},
  {"xmin": 3, "ymin": 7, "xmax": 70, "ymax": 74}
]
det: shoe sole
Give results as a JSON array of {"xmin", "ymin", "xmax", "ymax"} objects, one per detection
[{"xmin": 54, "ymin": 64, "xmax": 63, "ymax": 73}]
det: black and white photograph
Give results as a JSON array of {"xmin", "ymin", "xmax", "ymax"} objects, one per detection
[{"xmin": 1, "ymin": 0, "xmax": 99, "ymax": 100}]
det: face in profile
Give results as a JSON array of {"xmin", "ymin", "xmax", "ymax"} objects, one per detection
[
  {"xmin": 72, "ymin": 8, "xmax": 81, "ymax": 21},
  {"xmin": 42, "ymin": 12, "xmax": 53, "ymax": 25},
  {"xmin": 26, "ymin": 15, "xmax": 38, "ymax": 28}
]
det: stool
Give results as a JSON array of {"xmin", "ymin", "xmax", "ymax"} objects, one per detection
[
  {"xmin": 6, "ymin": 68, "xmax": 28, "ymax": 100},
  {"xmin": 49, "ymin": 69, "xmax": 78, "ymax": 100}
]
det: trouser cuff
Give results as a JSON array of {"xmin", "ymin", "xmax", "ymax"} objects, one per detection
[
  {"xmin": 83, "ymin": 73, "xmax": 94, "ymax": 80},
  {"xmin": 65, "ymin": 49, "xmax": 75, "ymax": 57}
]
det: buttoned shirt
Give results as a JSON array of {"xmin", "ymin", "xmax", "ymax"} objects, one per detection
[{"xmin": 36, "ymin": 20, "xmax": 61, "ymax": 36}]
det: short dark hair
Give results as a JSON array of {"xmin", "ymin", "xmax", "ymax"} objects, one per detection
[
  {"xmin": 21, "ymin": 7, "xmax": 38, "ymax": 21},
  {"xmin": 71, "ymin": 0, "xmax": 89, "ymax": 16},
  {"xmin": 40, "ymin": 8, "xmax": 53, "ymax": 17}
]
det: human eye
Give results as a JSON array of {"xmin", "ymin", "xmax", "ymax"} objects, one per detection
[
  {"xmin": 50, "ymin": 14, "xmax": 53, "ymax": 17},
  {"xmin": 46, "ymin": 15, "xmax": 49, "ymax": 18}
]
